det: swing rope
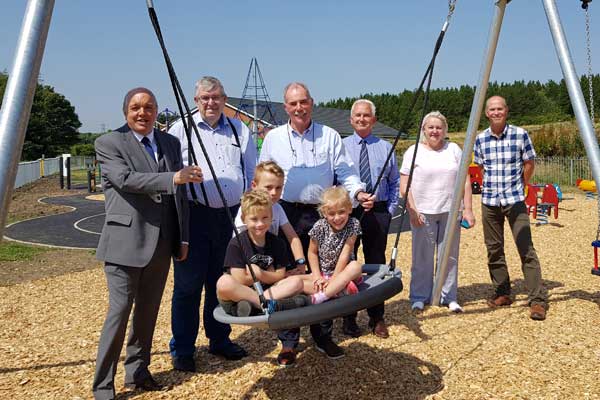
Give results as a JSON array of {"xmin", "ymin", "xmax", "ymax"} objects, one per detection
[
  {"xmin": 368, "ymin": 0, "xmax": 457, "ymax": 272},
  {"xmin": 145, "ymin": 0, "xmax": 269, "ymax": 309}
]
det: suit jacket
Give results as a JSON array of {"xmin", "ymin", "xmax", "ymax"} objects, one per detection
[{"xmin": 95, "ymin": 125, "xmax": 189, "ymax": 267}]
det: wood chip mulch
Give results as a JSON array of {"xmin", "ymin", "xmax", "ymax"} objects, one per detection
[{"xmin": 1, "ymin": 192, "xmax": 599, "ymax": 399}]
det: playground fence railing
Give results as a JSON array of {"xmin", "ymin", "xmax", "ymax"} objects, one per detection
[
  {"xmin": 13, "ymin": 156, "xmax": 595, "ymax": 190},
  {"xmin": 14, "ymin": 156, "xmax": 94, "ymax": 189},
  {"xmin": 533, "ymin": 157, "xmax": 592, "ymax": 188}
]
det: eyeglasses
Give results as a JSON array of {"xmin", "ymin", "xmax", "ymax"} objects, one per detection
[{"xmin": 197, "ymin": 95, "xmax": 224, "ymax": 105}]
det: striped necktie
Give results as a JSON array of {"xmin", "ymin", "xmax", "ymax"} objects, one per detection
[
  {"xmin": 359, "ymin": 139, "xmax": 373, "ymax": 193},
  {"xmin": 141, "ymin": 136, "xmax": 156, "ymax": 163}
]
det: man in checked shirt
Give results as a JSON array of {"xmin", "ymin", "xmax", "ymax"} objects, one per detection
[{"xmin": 474, "ymin": 95, "xmax": 547, "ymax": 321}]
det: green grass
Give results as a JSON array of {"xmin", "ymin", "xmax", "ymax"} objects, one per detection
[
  {"xmin": 70, "ymin": 168, "xmax": 93, "ymax": 184},
  {"xmin": 0, "ymin": 241, "xmax": 50, "ymax": 262}
]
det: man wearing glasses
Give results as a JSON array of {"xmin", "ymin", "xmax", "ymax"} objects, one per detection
[
  {"xmin": 259, "ymin": 82, "xmax": 374, "ymax": 366},
  {"xmin": 168, "ymin": 76, "xmax": 256, "ymax": 372}
]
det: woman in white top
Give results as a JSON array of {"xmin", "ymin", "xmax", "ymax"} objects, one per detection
[{"xmin": 400, "ymin": 111, "xmax": 475, "ymax": 313}]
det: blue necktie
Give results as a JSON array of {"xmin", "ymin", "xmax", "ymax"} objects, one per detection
[
  {"xmin": 141, "ymin": 136, "xmax": 156, "ymax": 163},
  {"xmin": 359, "ymin": 139, "xmax": 373, "ymax": 193}
]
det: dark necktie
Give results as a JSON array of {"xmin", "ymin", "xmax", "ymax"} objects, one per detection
[
  {"xmin": 359, "ymin": 139, "xmax": 373, "ymax": 193},
  {"xmin": 141, "ymin": 136, "xmax": 156, "ymax": 163}
]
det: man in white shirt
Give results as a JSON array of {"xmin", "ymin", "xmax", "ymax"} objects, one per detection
[
  {"xmin": 259, "ymin": 82, "xmax": 374, "ymax": 365},
  {"xmin": 168, "ymin": 76, "xmax": 256, "ymax": 372}
]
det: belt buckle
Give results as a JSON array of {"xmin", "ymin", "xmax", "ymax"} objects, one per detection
[{"xmin": 150, "ymin": 194, "xmax": 162, "ymax": 203}]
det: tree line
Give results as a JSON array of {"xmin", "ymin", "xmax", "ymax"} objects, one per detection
[
  {"xmin": 0, "ymin": 72, "xmax": 82, "ymax": 160},
  {"xmin": 320, "ymin": 75, "xmax": 600, "ymax": 136},
  {"xmin": 2, "ymin": 72, "xmax": 599, "ymax": 160}
]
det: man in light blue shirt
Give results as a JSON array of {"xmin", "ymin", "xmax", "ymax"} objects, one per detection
[
  {"xmin": 342, "ymin": 99, "xmax": 400, "ymax": 339},
  {"xmin": 168, "ymin": 76, "xmax": 256, "ymax": 372},
  {"xmin": 259, "ymin": 82, "xmax": 374, "ymax": 365}
]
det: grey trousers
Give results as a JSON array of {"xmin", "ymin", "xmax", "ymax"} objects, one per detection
[
  {"xmin": 481, "ymin": 201, "xmax": 546, "ymax": 306},
  {"xmin": 409, "ymin": 212, "xmax": 460, "ymax": 305},
  {"xmin": 92, "ymin": 238, "xmax": 171, "ymax": 400}
]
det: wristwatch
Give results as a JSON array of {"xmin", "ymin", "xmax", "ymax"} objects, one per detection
[{"xmin": 295, "ymin": 258, "xmax": 306, "ymax": 266}]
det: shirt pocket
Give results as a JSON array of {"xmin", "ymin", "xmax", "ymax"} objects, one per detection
[{"xmin": 223, "ymin": 143, "xmax": 242, "ymax": 168}]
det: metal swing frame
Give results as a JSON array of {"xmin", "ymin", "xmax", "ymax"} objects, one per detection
[
  {"xmin": 432, "ymin": 0, "xmax": 600, "ymax": 304},
  {"xmin": 1, "ymin": 1, "xmax": 600, "ymax": 293}
]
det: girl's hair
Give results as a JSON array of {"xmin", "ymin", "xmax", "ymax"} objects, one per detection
[
  {"xmin": 253, "ymin": 161, "xmax": 285, "ymax": 182},
  {"xmin": 318, "ymin": 186, "xmax": 352, "ymax": 215},
  {"xmin": 420, "ymin": 110, "xmax": 448, "ymax": 143},
  {"xmin": 240, "ymin": 189, "xmax": 272, "ymax": 219}
]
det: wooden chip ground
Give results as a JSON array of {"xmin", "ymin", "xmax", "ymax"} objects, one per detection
[{"xmin": 1, "ymin": 190, "xmax": 599, "ymax": 399}]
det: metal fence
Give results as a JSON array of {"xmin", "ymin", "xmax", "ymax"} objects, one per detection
[
  {"xmin": 533, "ymin": 157, "xmax": 592, "ymax": 187},
  {"xmin": 13, "ymin": 155, "xmax": 595, "ymax": 190},
  {"xmin": 14, "ymin": 156, "xmax": 94, "ymax": 189}
]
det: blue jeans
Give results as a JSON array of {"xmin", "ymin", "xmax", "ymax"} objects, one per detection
[{"xmin": 170, "ymin": 203, "xmax": 239, "ymax": 357}]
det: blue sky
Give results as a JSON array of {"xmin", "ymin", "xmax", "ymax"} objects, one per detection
[{"xmin": 1, "ymin": 0, "xmax": 598, "ymax": 132}]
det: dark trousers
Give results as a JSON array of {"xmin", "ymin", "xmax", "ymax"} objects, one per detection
[
  {"xmin": 93, "ymin": 237, "xmax": 171, "ymax": 400},
  {"xmin": 481, "ymin": 201, "xmax": 546, "ymax": 305},
  {"xmin": 345, "ymin": 204, "xmax": 391, "ymax": 323},
  {"xmin": 278, "ymin": 201, "xmax": 332, "ymax": 348},
  {"xmin": 169, "ymin": 203, "xmax": 239, "ymax": 358}
]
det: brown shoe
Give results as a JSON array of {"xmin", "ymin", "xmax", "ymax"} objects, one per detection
[
  {"xmin": 277, "ymin": 347, "xmax": 296, "ymax": 367},
  {"xmin": 530, "ymin": 304, "xmax": 547, "ymax": 321},
  {"xmin": 487, "ymin": 295, "xmax": 513, "ymax": 308},
  {"xmin": 369, "ymin": 319, "xmax": 389, "ymax": 339}
]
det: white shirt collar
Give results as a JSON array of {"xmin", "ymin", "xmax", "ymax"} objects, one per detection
[{"xmin": 132, "ymin": 129, "xmax": 155, "ymax": 144}]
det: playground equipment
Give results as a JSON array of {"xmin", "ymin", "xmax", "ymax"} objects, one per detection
[
  {"xmin": 468, "ymin": 164, "xmax": 482, "ymax": 194},
  {"xmin": 592, "ymin": 241, "xmax": 600, "ymax": 276},
  {"xmin": 525, "ymin": 183, "xmax": 560, "ymax": 224},
  {"xmin": 576, "ymin": 178, "xmax": 597, "ymax": 200},
  {"xmin": 537, "ymin": 183, "xmax": 560, "ymax": 224}
]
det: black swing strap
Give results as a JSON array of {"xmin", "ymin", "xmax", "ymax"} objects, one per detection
[{"xmin": 145, "ymin": 0, "xmax": 267, "ymax": 308}]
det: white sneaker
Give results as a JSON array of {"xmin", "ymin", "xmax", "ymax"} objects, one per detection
[
  {"xmin": 448, "ymin": 301, "xmax": 463, "ymax": 313},
  {"xmin": 411, "ymin": 301, "xmax": 424, "ymax": 312}
]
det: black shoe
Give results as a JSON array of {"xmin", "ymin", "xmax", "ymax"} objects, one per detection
[
  {"xmin": 172, "ymin": 355, "xmax": 196, "ymax": 372},
  {"xmin": 125, "ymin": 375, "xmax": 164, "ymax": 391},
  {"xmin": 208, "ymin": 342, "xmax": 248, "ymax": 360},
  {"xmin": 315, "ymin": 337, "xmax": 345, "ymax": 359},
  {"xmin": 342, "ymin": 318, "xmax": 362, "ymax": 338},
  {"xmin": 269, "ymin": 294, "xmax": 311, "ymax": 312}
]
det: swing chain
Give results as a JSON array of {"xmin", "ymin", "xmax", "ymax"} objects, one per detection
[
  {"xmin": 584, "ymin": 2, "xmax": 595, "ymax": 124},
  {"xmin": 582, "ymin": 0, "xmax": 592, "ymax": 11},
  {"xmin": 582, "ymin": 1, "xmax": 600, "ymax": 241},
  {"xmin": 447, "ymin": 0, "xmax": 457, "ymax": 20}
]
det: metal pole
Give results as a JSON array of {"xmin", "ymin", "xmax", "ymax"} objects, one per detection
[
  {"xmin": 542, "ymin": 0, "xmax": 600, "ymax": 189},
  {"xmin": 432, "ymin": 0, "xmax": 510, "ymax": 306},
  {"xmin": 0, "ymin": 0, "xmax": 54, "ymax": 238},
  {"xmin": 252, "ymin": 58, "xmax": 258, "ymax": 136}
]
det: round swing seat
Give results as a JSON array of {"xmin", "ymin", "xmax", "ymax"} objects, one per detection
[{"xmin": 213, "ymin": 263, "xmax": 403, "ymax": 330}]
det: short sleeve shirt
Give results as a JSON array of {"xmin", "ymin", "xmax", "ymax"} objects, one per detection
[
  {"xmin": 308, "ymin": 217, "xmax": 362, "ymax": 275},
  {"xmin": 400, "ymin": 142, "xmax": 463, "ymax": 214},
  {"xmin": 474, "ymin": 124, "xmax": 536, "ymax": 206},
  {"xmin": 223, "ymin": 230, "xmax": 291, "ymax": 273},
  {"xmin": 233, "ymin": 202, "xmax": 289, "ymax": 236}
]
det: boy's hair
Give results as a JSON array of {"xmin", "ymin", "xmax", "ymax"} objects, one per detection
[
  {"xmin": 240, "ymin": 189, "xmax": 272, "ymax": 219},
  {"xmin": 253, "ymin": 161, "xmax": 285, "ymax": 182},
  {"xmin": 318, "ymin": 186, "xmax": 352, "ymax": 214}
]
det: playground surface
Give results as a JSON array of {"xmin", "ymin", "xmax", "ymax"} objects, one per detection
[{"xmin": 0, "ymin": 181, "xmax": 599, "ymax": 399}]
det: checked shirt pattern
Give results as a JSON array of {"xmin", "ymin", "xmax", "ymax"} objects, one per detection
[{"xmin": 473, "ymin": 124, "xmax": 536, "ymax": 207}]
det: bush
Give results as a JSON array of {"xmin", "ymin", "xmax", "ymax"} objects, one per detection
[{"xmin": 70, "ymin": 143, "xmax": 96, "ymax": 156}]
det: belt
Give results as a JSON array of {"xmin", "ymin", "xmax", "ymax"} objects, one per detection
[
  {"xmin": 280, "ymin": 200, "xmax": 319, "ymax": 210},
  {"xmin": 188, "ymin": 201, "xmax": 239, "ymax": 211},
  {"xmin": 373, "ymin": 201, "xmax": 388, "ymax": 212},
  {"xmin": 356, "ymin": 201, "xmax": 388, "ymax": 212}
]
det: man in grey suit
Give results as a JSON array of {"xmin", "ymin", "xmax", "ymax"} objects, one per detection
[{"xmin": 92, "ymin": 87, "xmax": 202, "ymax": 400}]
